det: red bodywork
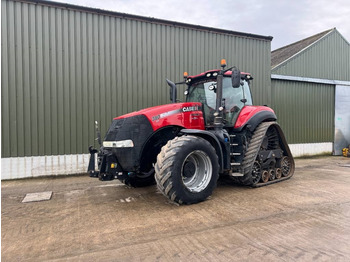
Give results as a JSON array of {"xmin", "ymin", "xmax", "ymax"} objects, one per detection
[
  {"xmin": 234, "ymin": 106, "xmax": 275, "ymax": 128},
  {"xmin": 115, "ymin": 103, "xmax": 205, "ymax": 131},
  {"xmin": 115, "ymin": 103, "xmax": 273, "ymax": 131}
]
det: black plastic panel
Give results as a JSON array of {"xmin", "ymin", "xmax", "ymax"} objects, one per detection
[{"xmin": 104, "ymin": 115, "xmax": 154, "ymax": 171}]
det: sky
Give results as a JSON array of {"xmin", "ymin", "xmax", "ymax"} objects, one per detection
[{"xmin": 56, "ymin": 0, "xmax": 350, "ymax": 50}]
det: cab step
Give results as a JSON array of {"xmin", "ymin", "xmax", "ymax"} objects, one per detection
[
  {"xmin": 230, "ymin": 152, "xmax": 241, "ymax": 156},
  {"xmin": 230, "ymin": 172, "xmax": 244, "ymax": 177}
]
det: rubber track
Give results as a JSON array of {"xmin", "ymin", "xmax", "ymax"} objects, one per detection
[
  {"xmin": 155, "ymin": 136, "xmax": 218, "ymax": 204},
  {"xmin": 236, "ymin": 121, "xmax": 294, "ymax": 187}
]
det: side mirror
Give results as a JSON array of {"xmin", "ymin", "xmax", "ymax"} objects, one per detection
[
  {"xmin": 231, "ymin": 68, "xmax": 241, "ymax": 88},
  {"xmin": 166, "ymin": 79, "xmax": 177, "ymax": 103}
]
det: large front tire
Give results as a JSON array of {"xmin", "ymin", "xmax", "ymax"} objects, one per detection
[{"xmin": 155, "ymin": 136, "xmax": 219, "ymax": 205}]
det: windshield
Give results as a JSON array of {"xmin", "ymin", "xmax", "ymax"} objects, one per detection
[{"xmin": 186, "ymin": 77, "xmax": 252, "ymax": 126}]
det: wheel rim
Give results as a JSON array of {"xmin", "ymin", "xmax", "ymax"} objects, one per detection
[
  {"xmin": 182, "ymin": 150, "xmax": 212, "ymax": 193},
  {"xmin": 281, "ymin": 156, "xmax": 292, "ymax": 177},
  {"xmin": 251, "ymin": 161, "xmax": 262, "ymax": 184}
]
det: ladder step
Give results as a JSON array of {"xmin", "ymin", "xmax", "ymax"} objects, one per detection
[
  {"xmin": 230, "ymin": 152, "xmax": 241, "ymax": 156},
  {"xmin": 230, "ymin": 143, "xmax": 238, "ymax": 146},
  {"xmin": 231, "ymin": 163, "xmax": 241, "ymax": 166},
  {"xmin": 230, "ymin": 172, "xmax": 244, "ymax": 177}
]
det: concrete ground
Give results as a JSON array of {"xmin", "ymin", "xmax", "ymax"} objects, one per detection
[{"xmin": 2, "ymin": 156, "xmax": 350, "ymax": 261}]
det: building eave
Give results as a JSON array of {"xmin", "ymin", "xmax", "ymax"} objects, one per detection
[{"xmin": 13, "ymin": 0, "xmax": 273, "ymax": 41}]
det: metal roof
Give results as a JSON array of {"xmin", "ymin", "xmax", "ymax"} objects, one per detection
[
  {"xmin": 271, "ymin": 29, "xmax": 334, "ymax": 68},
  {"xmin": 14, "ymin": 0, "xmax": 273, "ymax": 41}
]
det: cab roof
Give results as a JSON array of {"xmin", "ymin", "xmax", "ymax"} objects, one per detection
[{"xmin": 187, "ymin": 69, "xmax": 251, "ymax": 81}]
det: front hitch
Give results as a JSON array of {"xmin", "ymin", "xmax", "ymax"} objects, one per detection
[
  {"xmin": 88, "ymin": 145, "xmax": 99, "ymax": 177},
  {"xmin": 88, "ymin": 145, "xmax": 118, "ymax": 181}
]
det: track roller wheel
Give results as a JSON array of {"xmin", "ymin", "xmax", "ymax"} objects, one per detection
[
  {"xmin": 281, "ymin": 156, "xmax": 293, "ymax": 177},
  {"xmin": 269, "ymin": 169, "xmax": 276, "ymax": 181},
  {"xmin": 251, "ymin": 161, "xmax": 262, "ymax": 185},
  {"xmin": 275, "ymin": 168, "xmax": 282, "ymax": 179},
  {"xmin": 233, "ymin": 121, "xmax": 295, "ymax": 187},
  {"xmin": 155, "ymin": 136, "xmax": 219, "ymax": 205},
  {"xmin": 261, "ymin": 170, "xmax": 269, "ymax": 183}
]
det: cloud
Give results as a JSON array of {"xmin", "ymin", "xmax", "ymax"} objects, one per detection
[
  {"xmin": 57, "ymin": 0, "xmax": 350, "ymax": 50},
  {"xmin": 300, "ymin": 0, "xmax": 350, "ymax": 39}
]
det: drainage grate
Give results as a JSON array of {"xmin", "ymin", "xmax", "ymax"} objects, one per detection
[{"xmin": 22, "ymin": 191, "xmax": 53, "ymax": 203}]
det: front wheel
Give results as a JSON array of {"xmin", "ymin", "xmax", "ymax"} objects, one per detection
[{"xmin": 155, "ymin": 136, "xmax": 219, "ymax": 205}]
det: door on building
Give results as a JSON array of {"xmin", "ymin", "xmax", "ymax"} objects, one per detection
[{"xmin": 334, "ymin": 85, "xmax": 350, "ymax": 155}]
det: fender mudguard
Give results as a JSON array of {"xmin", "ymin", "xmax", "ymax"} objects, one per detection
[{"xmin": 235, "ymin": 110, "xmax": 277, "ymax": 132}]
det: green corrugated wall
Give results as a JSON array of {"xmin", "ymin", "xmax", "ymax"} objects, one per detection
[
  {"xmin": 271, "ymin": 80, "xmax": 334, "ymax": 144},
  {"xmin": 1, "ymin": 0, "xmax": 272, "ymax": 157}
]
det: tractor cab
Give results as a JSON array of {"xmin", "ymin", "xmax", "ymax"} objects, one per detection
[{"xmin": 185, "ymin": 70, "xmax": 253, "ymax": 127}]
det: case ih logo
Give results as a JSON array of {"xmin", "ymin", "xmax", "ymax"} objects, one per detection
[
  {"xmin": 152, "ymin": 115, "xmax": 160, "ymax": 121},
  {"xmin": 182, "ymin": 106, "xmax": 199, "ymax": 112}
]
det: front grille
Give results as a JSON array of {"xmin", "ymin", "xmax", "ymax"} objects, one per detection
[
  {"xmin": 103, "ymin": 115, "xmax": 154, "ymax": 171},
  {"xmin": 104, "ymin": 118, "xmax": 125, "ymax": 141}
]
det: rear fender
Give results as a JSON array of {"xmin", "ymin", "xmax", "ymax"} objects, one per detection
[
  {"xmin": 180, "ymin": 129, "xmax": 224, "ymax": 173},
  {"xmin": 235, "ymin": 110, "xmax": 277, "ymax": 132}
]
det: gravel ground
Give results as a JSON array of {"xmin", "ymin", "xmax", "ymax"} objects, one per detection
[{"xmin": 2, "ymin": 156, "xmax": 350, "ymax": 261}]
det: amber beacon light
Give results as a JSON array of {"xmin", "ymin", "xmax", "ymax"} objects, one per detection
[{"xmin": 220, "ymin": 59, "xmax": 227, "ymax": 68}]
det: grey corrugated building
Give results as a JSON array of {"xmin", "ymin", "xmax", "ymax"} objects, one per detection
[
  {"xmin": 271, "ymin": 28, "xmax": 350, "ymax": 156},
  {"xmin": 1, "ymin": 0, "xmax": 273, "ymax": 179}
]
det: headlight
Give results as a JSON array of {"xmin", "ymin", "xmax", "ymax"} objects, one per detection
[{"xmin": 103, "ymin": 140, "xmax": 134, "ymax": 148}]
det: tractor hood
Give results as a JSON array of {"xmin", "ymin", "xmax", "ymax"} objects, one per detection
[
  {"xmin": 102, "ymin": 102, "xmax": 205, "ymax": 171},
  {"xmin": 114, "ymin": 102, "xmax": 205, "ymax": 131}
]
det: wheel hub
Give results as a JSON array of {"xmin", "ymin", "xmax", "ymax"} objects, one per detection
[
  {"xmin": 183, "ymin": 161, "xmax": 196, "ymax": 178},
  {"xmin": 182, "ymin": 150, "xmax": 213, "ymax": 193}
]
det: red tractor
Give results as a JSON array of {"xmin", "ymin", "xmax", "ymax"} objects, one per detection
[{"xmin": 88, "ymin": 59, "xmax": 295, "ymax": 204}]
